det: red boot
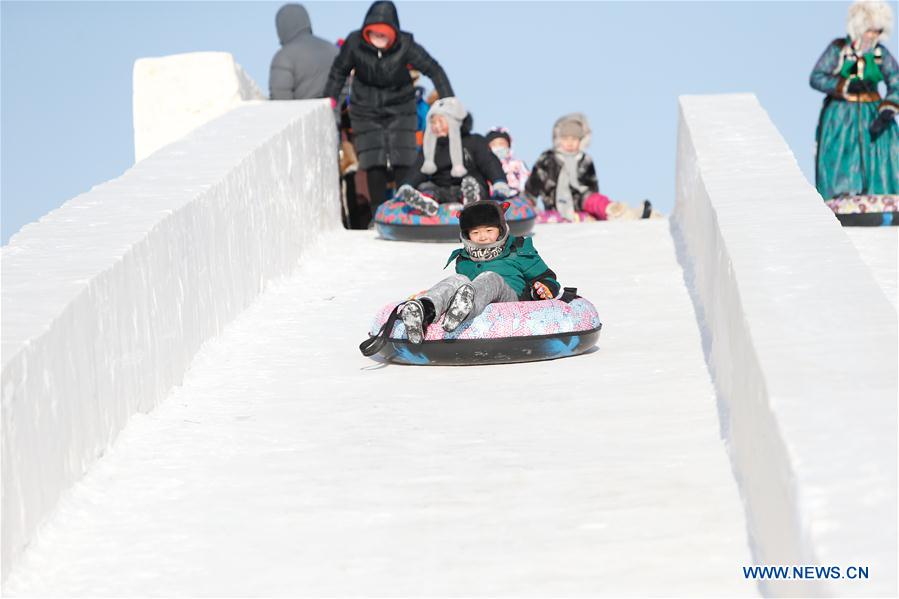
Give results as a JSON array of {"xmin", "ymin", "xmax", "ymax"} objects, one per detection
[{"xmin": 582, "ymin": 192, "xmax": 612, "ymax": 220}]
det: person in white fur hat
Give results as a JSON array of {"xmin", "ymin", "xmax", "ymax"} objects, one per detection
[
  {"xmin": 810, "ymin": 0, "xmax": 898, "ymax": 199},
  {"xmin": 395, "ymin": 97, "xmax": 512, "ymax": 216}
]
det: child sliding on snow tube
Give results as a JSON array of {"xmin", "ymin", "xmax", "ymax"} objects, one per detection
[
  {"xmin": 395, "ymin": 97, "xmax": 513, "ymax": 217},
  {"xmin": 525, "ymin": 113, "xmax": 657, "ymax": 222},
  {"xmin": 525, "ymin": 112, "xmax": 605, "ymax": 220},
  {"xmin": 400, "ymin": 200, "xmax": 560, "ymax": 343}
]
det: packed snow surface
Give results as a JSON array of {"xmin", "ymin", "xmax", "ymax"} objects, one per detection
[
  {"xmin": 845, "ymin": 228, "xmax": 897, "ymax": 309},
  {"xmin": 5, "ymin": 88, "xmax": 894, "ymax": 597},
  {"xmin": 4, "ymin": 222, "xmax": 757, "ymax": 597}
]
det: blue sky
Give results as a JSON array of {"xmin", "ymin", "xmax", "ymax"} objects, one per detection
[{"xmin": 2, "ymin": 1, "xmax": 897, "ymax": 243}]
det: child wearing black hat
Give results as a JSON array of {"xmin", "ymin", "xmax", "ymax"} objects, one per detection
[
  {"xmin": 400, "ymin": 201, "xmax": 561, "ymax": 343},
  {"xmin": 485, "ymin": 127, "xmax": 531, "ymax": 199}
]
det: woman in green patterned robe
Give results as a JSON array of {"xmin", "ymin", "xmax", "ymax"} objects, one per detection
[{"xmin": 810, "ymin": 1, "xmax": 898, "ymax": 199}]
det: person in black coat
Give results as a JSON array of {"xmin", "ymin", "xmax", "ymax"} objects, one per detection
[
  {"xmin": 395, "ymin": 97, "xmax": 512, "ymax": 216},
  {"xmin": 323, "ymin": 0, "xmax": 454, "ymax": 212}
]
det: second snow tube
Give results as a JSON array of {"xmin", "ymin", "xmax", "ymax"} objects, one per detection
[
  {"xmin": 536, "ymin": 210, "xmax": 599, "ymax": 224},
  {"xmin": 364, "ymin": 297, "xmax": 602, "ymax": 366},
  {"xmin": 374, "ymin": 197, "xmax": 536, "ymax": 242},
  {"xmin": 826, "ymin": 195, "xmax": 898, "ymax": 226},
  {"xmin": 535, "ymin": 200, "xmax": 654, "ymax": 223}
]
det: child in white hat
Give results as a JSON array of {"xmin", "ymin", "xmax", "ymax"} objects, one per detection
[{"xmin": 395, "ymin": 97, "xmax": 513, "ymax": 216}]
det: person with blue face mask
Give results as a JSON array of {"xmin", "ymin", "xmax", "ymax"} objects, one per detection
[{"xmin": 485, "ymin": 128, "xmax": 531, "ymax": 201}]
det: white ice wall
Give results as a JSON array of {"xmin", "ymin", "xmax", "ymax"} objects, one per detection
[
  {"xmin": 673, "ymin": 93, "xmax": 896, "ymax": 597},
  {"xmin": 1, "ymin": 100, "xmax": 338, "ymax": 579},
  {"xmin": 133, "ymin": 52, "xmax": 265, "ymax": 162}
]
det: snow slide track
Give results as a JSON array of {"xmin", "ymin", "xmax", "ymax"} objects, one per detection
[{"xmin": 2, "ymin": 92, "xmax": 894, "ymax": 596}]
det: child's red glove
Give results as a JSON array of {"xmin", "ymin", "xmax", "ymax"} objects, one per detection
[{"xmin": 532, "ymin": 281, "xmax": 553, "ymax": 300}]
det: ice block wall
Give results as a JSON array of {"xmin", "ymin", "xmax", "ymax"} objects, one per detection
[
  {"xmin": 673, "ymin": 93, "xmax": 896, "ymax": 597},
  {"xmin": 133, "ymin": 51, "xmax": 265, "ymax": 162},
  {"xmin": 1, "ymin": 99, "xmax": 338, "ymax": 579}
]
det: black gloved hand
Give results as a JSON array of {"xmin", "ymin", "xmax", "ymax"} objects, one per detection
[
  {"xmin": 870, "ymin": 109, "xmax": 896, "ymax": 141},
  {"xmin": 847, "ymin": 78, "xmax": 877, "ymax": 94}
]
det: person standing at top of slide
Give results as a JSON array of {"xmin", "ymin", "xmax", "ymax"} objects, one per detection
[
  {"xmin": 269, "ymin": 3, "xmax": 338, "ymax": 100},
  {"xmin": 323, "ymin": 0, "xmax": 455, "ymax": 213},
  {"xmin": 810, "ymin": 0, "xmax": 898, "ymax": 200}
]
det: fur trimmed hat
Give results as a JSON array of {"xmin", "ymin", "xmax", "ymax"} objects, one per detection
[
  {"xmin": 847, "ymin": 1, "xmax": 893, "ymax": 41},
  {"xmin": 552, "ymin": 113, "xmax": 592, "ymax": 150},
  {"xmin": 458, "ymin": 201, "xmax": 508, "ymax": 236},
  {"xmin": 421, "ymin": 97, "xmax": 468, "ymax": 178}
]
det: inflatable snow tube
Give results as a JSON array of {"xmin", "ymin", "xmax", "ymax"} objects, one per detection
[
  {"xmin": 826, "ymin": 195, "xmax": 898, "ymax": 226},
  {"xmin": 536, "ymin": 210, "xmax": 598, "ymax": 224},
  {"xmin": 364, "ymin": 297, "xmax": 602, "ymax": 365},
  {"xmin": 374, "ymin": 197, "xmax": 536, "ymax": 242},
  {"xmin": 536, "ymin": 200, "xmax": 655, "ymax": 224}
]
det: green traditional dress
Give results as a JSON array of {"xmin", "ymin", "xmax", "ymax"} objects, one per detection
[{"xmin": 810, "ymin": 38, "xmax": 899, "ymax": 199}]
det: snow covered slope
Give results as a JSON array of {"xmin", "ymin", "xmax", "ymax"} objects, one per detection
[
  {"xmin": 3, "ymin": 88, "xmax": 894, "ymax": 596},
  {"xmin": 845, "ymin": 228, "xmax": 897, "ymax": 310},
  {"xmin": 3, "ymin": 223, "xmax": 757, "ymax": 596},
  {"xmin": 133, "ymin": 52, "xmax": 265, "ymax": 162},
  {"xmin": 674, "ymin": 93, "xmax": 896, "ymax": 597},
  {"xmin": 1, "ymin": 100, "xmax": 338, "ymax": 580}
]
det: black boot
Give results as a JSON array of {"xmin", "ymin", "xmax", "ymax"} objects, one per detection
[{"xmin": 400, "ymin": 298, "xmax": 436, "ymax": 344}]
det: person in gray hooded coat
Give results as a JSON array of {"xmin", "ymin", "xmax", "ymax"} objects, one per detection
[{"xmin": 269, "ymin": 4, "xmax": 339, "ymax": 100}]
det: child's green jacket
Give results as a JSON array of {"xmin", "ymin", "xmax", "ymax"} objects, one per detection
[{"xmin": 445, "ymin": 236, "xmax": 560, "ymax": 299}]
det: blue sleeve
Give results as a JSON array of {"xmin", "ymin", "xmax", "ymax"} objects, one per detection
[
  {"xmin": 810, "ymin": 40, "xmax": 848, "ymax": 98},
  {"xmin": 878, "ymin": 46, "xmax": 899, "ymax": 112}
]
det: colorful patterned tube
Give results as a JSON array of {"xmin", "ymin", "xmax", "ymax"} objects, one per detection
[
  {"xmin": 365, "ymin": 297, "xmax": 602, "ymax": 365},
  {"xmin": 825, "ymin": 195, "xmax": 899, "ymax": 226},
  {"xmin": 374, "ymin": 197, "xmax": 536, "ymax": 242}
]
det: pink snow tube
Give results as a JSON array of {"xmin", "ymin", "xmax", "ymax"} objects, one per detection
[
  {"xmin": 537, "ymin": 192, "xmax": 610, "ymax": 224},
  {"xmin": 362, "ymin": 297, "xmax": 603, "ymax": 365}
]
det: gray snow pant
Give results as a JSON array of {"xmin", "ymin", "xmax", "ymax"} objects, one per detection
[{"xmin": 421, "ymin": 272, "xmax": 519, "ymax": 323}]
